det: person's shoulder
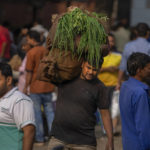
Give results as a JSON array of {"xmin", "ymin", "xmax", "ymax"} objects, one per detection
[
  {"xmin": 124, "ymin": 40, "xmax": 135, "ymax": 49},
  {"xmin": 13, "ymin": 90, "xmax": 32, "ymax": 103},
  {"xmin": 93, "ymin": 78, "xmax": 106, "ymax": 88},
  {"xmin": 111, "ymin": 52, "xmax": 122, "ymax": 58},
  {"xmin": 36, "ymin": 45, "xmax": 47, "ymax": 51},
  {"xmin": 121, "ymin": 79, "xmax": 147, "ymax": 95},
  {"xmin": 27, "ymin": 47, "xmax": 36, "ymax": 55}
]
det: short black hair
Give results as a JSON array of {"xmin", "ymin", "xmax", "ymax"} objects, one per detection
[
  {"xmin": 108, "ymin": 33, "xmax": 115, "ymax": 38},
  {"xmin": 136, "ymin": 23, "xmax": 149, "ymax": 37},
  {"xmin": 27, "ymin": 30, "xmax": 41, "ymax": 43},
  {"xmin": 84, "ymin": 56, "xmax": 104, "ymax": 68},
  {"xmin": 127, "ymin": 52, "xmax": 150, "ymax": 76},
  {"xmin": 0, "ymin": 63, "xmax": 12, "ymax": 78}
]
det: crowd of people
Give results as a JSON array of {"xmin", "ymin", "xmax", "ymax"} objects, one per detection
[{"xmin": 0, "ymin": 10, "xmax": 150, "ymax": 150}]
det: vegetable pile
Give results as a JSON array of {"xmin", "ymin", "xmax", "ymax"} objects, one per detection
[{"xmin": 51, "ymin": 8, "xmax": 108, "ymax": 67}]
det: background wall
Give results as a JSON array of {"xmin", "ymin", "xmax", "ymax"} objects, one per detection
[{"xmin": 130, "ymin": 0, "xmax": 150, "ymax": 26}]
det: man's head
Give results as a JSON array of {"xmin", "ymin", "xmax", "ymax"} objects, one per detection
[
  {"xmin": 0, "ymin": 63, "xmax": 13, "ymax": 98},
  {"xmin": 80, "ymin": 58, "xmax": 103, "ymax": 80},
  {"xmin": 108, "ymin": 33, "xmax": 116, "ymax": 51},
  {"xmin": 127, "ymin": 52, "xmax": 150, "ymax": 85},
  {"xmin": 26, "ymin": 30, "xmax": 41, "ymax": 47},
  {"xmin": 136, "ymin": 23, "xmax": 149, "ymax": 38}
]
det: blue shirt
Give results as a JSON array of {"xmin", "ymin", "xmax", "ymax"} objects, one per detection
[
  {"xmin": 119, "ymin": 37, "xmax": 150, "ymax": 72},
  {"xmin": 119, "ymin": 77, "xmax": 150, "ymax": 150}
]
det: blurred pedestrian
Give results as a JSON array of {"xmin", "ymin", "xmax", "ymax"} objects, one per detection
[
  {"xmin": 120, "ymin": 52, "xmax": 150, "ymax": 150},
  {"xmin": 112, "ymin": 18, "xmax": 130, "ymax": 53},
  {"xmin": 31, "ymin": 19, "xmax": 48, "ymax": 46},
  {"xmin": 98, "ymin": 33, "xmax": 121, "ymax": 134},
  {"xmin": 0, "ymin": 24, "xmax": 11, "ymax": 62},
  {"xmin": 116, "ymin": 22, "xmax": 150, "ymax": 90},
  {"xmin": 23, "ymin": 31, "xmax": 55, "ymax": 145},
  {"xmin": 18, "ymin": 37, "xmax": 31, "ymax": 92}
]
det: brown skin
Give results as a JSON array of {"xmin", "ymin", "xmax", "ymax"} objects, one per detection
[
  {"xmin": 100, "ymin": 109, "xmax": 114, "ymax": 150},
  {"xmin": 100, "ymin": 35, "xmax": 119, "ymax": 74},
  {"xmin": 134, "ymin": 63, "xmax": 150, "ymax": 85},
  {"xmin": 26, "ymin": 35, "xmax": 39, "ymax": 47},
  {"xmin": 22, "ymin": 43, "xmax": 32, "ymax": 53},
  {"xmin": 23, "ymin": 71, "xmax": 32, "ymax": 95},
  {"xmin": 115, "ymin": 70, "xmax": 124, "ymax": 90},
  {"xmin": 23, "ymin": 36, "xmax": 39, "ymax": 94},
  {"xmin": 0, "ymin": 72, "xmax": 12, "ymax": 98},
  {"xmin": 22, "ymin": 125, "xmax": 35, "ymax": 150},
  {"xmin": 80, "ymin": 61, "xmax": 99, "ymax": 80},
  {"xmin": 108, "ymin": 35, "xmax": 115, "ymax": 50},
  {"xmin": 0, "ymin": 71, "xmax": 35, "ymax": 150},
  {"xmin": 0, "ymin": 42, "xmax": 7, "ymax": 58},
  {"xmin": 80, "ymin": 61, "xmax": 114, "ymax": 150}
]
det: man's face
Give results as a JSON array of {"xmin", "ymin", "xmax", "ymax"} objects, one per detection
[
  {"xmin": 80, "ymin": 62, "xmax": 99, "ymax": 80},
  {"xmin": 0, "ymin": 72, "xmax": 11, "ymax": 98},
  {"xmin": 26, "ymin": 36, "xmax": 35, "ymax": 47},
  {"xmin": 140, "ymin": 63, "xmax": 150, "ymax": 85},
  {"xmin": 108, "ymin": 35, "xmax": 115, "ymax": 50}
]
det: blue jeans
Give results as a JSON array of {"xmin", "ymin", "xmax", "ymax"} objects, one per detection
[{"xmin": 30, "ymin": 93, "xmax": 54, "ymax": 142}]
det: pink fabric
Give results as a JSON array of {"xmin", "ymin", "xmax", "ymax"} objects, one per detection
[
  {"xmin": 0, "ymin": 26, "xmax": 11, "ymax": 59},
  {"xmin": 18, "ymin": 56, "xmax": 27, "ymax": 92}
]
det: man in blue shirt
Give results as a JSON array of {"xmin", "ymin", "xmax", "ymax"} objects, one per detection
[
  {"xmin": 119, "ymin": 52, "xmax": 150, "ymax": 150},
  {"xmin": 116, "ymin": 23, "xmax": 150, "ymax": 89}
]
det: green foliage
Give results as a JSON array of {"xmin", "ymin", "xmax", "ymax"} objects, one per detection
[{"xmin": 52, "ymin": 8, "xmax": 108, "ymax": 67}]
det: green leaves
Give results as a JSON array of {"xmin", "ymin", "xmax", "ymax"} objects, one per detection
[{"xmin": 52, "ymin": 8, "xmax": 108, "ymax": 68}]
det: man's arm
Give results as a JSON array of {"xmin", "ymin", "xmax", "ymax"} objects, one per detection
[
  {"xmin": 23, "ymin": 71, "xmax": 32, "ymax": 94},
  {"xmin": 13, "ymin": 99, "xmax": 36, "ymax": 150},
  {"xmin": 134, "ymin": 93, "xmax": 150, "ymax": 149},
  {"xmin": 115, "ymin": 70, "xmax": 124, "ymax": 90},
  {"xmin": 22, "ymin": 124, "xmax": 35, "ymax": 150},
  {"xmin": 0, "ymin": 42, "xmax": 7, "ymax": 58},
  {"xmin": 100, "ymin": 66, "xmax": 119, "ymax": 73},
  {"xmin": 100, "ymin": 109, "xmax": 114, "ymax": 150}
]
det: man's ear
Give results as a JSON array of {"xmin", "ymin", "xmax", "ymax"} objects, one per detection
[
  {"xmin": 81, "ymin": 61, "xmax": 85, "ymax": 68},
  {"xmin": 136, "ymin": 68, "xmax": 143, "ymax": 76},
  {"xmin": 6, "ymin": 76, "xmax": 13, "ymax": 86}
]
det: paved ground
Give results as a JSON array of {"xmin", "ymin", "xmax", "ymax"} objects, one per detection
[{"xmin": 33, "ymin": 123, "xmax": 122, "ymax": 150}]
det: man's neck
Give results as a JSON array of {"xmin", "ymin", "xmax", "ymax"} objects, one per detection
[{"xmin": 0, "ymin": 86, "xmax": 13, "ymax": 98}]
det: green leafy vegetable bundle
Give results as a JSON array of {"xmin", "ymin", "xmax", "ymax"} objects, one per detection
[{"xmin": 49, "ymin": 7, "xmax": 109, "ymax": 67}]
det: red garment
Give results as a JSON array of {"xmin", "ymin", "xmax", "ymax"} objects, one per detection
[{"xmin": 0, "ymin": 26, "xmax": 11, "ymax": 59}]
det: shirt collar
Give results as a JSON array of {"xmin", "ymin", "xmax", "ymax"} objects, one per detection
[
  {"xmin": 0, "ymin": 87, "xmax": 18, "ymax": 100},
  {"xmin": 129, "ymin": 77, "xmax": 150, "ymax": 90}
]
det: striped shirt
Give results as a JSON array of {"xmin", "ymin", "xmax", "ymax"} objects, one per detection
[{"xmin": 0, "ymin": 87, "xmax": 35, "ymax": 150}]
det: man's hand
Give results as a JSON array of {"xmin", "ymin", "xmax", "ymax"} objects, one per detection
[
  {"xmin": 22, "ymin": 124, "xmax": 35, "ymax": 150},
  {"xmin": 105, "ymin": 140, "xmax": 114, "ymax": 150},
  {"xmin": 115, "ymin": 82, "xmax": 121, "ymax": 90},
  {"xmin": 100, "ymin": 109, "xmax": 114, "ymax": 150}
]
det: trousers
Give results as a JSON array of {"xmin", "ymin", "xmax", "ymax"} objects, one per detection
[{"xmin": 48, "ymin": 136, "xmax": 96, "ymax": 150}]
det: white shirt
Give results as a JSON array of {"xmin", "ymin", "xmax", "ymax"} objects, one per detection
[{"xmin": 0, "ymin": 87, "xmax": 35, "ymax": 150}]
